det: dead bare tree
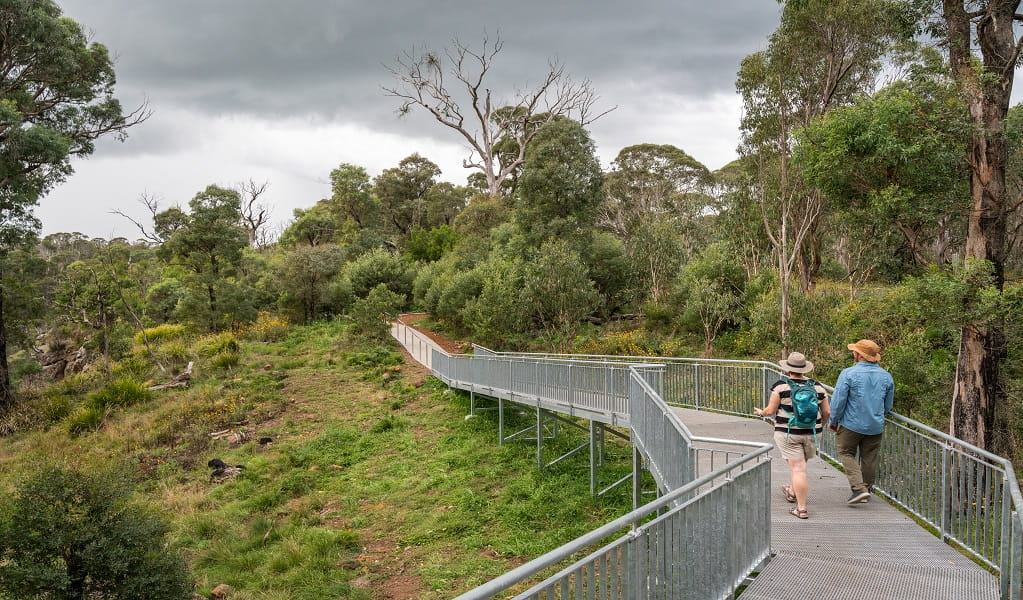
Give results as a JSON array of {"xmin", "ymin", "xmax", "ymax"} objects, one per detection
[
  {"xmin": 238, "ymin": 179, "xmax": 272, "ymax": 248},
  {"xmin": 384, "ymin": 34, "xmax": 613, "ymax": 198},
  {"xmin": 110, "ymin": 192, "xmax": 165, "ymax": 245}
]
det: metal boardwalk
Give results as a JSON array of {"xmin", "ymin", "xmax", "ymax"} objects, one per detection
[
  {"xmin": 679, "ymin": 408, "xmax": 999, "ymax": 600},
  {"xmin": 392, "ymin": 319, "xmax": 1014, "ymax": 599}
]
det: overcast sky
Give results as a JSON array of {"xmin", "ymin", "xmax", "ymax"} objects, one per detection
[{"xmin": 43, "ymin": 1, "xmax": 783, "ymax": 240}]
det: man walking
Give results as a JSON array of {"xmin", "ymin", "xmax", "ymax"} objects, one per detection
[{"xmin": 828, "ymin": 339, "xmax": 894, "ymax": 505}]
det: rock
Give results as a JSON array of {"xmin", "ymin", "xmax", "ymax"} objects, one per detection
[
  {"xmin": 210, "ymin": 583, "xmax": 233, "ymax": 598},
  {"xmin": 40, "ymin": 344, "xmax": 89, "ymax": 381}
]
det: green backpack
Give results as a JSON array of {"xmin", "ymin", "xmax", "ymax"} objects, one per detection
[{"xmin": 783, "ymin": 376, "xmax": 820, "ymax": 440}]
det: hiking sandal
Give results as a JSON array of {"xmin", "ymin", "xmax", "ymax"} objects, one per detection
[
  {"xmin": 789, "ymin": 506, "xmax": 808, "ymax": 519},
  {"xmin": 781, "ymin": 485, "xmax": 797, "ymax": 503}
]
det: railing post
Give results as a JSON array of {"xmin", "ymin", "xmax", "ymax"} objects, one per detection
[
  {"xmin": 537, "ymin": 405, "xmax": 544, "ymax": 470},
  {"xmin": 590, "ymin": 420, "xmax": 598, "ymax": 496},
  {"xmin": 694, "ymin": 364, "xmax": 701, "ymax": 410},
  {"xmin": 1012, "ymin": 511, "xmax": 1022, "ymax": 600},
  {"xmin": 498, "ymin": 397, "xmax": 505, "ymax": 446},
  {"xmin": 941, "ymin": 442, "xmax": 950, "ymax": 542},
  {"xmin": 1002, "ymin": 479, "xmax": 1011, "ymax": 600},
  {"xmin": 633, "ymin": 446, "xmax": 642, "ymax": 511}
]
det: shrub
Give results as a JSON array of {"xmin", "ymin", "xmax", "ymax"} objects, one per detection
[
  {"xmin": 435, "ymin": 268, "xmax": 484, "ymax": 324},
  {"xmin": 64, "ymin": 404, "xmax": 106, "ymax": 435},
  {"xmin": 344, "ymin": 247, "xmax": 414, "ymax": 299},
  {"xmin": 370, "ymin": 414, "xmax": 409, "ymax": 433},
  {"xmin": 211, "ymin": 351, "xmax": 241, "ymax": 369},
  {"xmin": 350, "ymin": 284, "xmax": 406, "ymax": 339},
  {"xmin": 135, "ymin": 323, "xmax": 187, "ymax": 345},
  {"xmin": 0, "ymin": 466, "xmax": 193, "ymax": 599},
  {"xmin": 194, "ymin": 332, "xmax": 240, "ymax": 357},
  {"xmin": 144, "ymin": 278, "xmax": 186, "ymax": 324},
  {"xmin": 344, "ymin": 347, "xmax": 403, "ymax": 368},
  {"xmin": 89, "ymin": 379, "xmax": 152, "ymax": 411},
  {"xmin": 242, "ymin": 311, "xmax": 289, "ymax": 342},
  {"xmin": 111, "ymin": 353, "xmax": 154, "ymax": 380}
]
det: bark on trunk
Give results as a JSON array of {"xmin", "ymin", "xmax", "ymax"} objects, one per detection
[
  {"xmin": 944, "ymin": 0, "xmax": 1015, "ymax": 451},
  {"xmin": 0, "ymin": 282, "xmax": 10, "ymax": 414}
]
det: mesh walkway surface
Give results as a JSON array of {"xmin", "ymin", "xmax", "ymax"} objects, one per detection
[{"xmin": 676, "ymin": 408, "xmax": 1000, "ymax": 600}]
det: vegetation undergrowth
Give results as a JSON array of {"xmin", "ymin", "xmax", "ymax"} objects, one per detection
[{"xmin": 0, "ymin": 318, "xmax": 635, "ymax": 599}]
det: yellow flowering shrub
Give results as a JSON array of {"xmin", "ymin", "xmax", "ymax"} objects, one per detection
[{"xmin": 240, "ymin": 312, "xmax": 289, "ymax": 342}]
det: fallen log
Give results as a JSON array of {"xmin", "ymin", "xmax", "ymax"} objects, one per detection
[{"xmin": 149, "ymin": 361, "xmax": 194, "ymax": 391}]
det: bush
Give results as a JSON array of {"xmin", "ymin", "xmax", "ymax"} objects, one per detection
[
  {"xmin": 194, "ymin": 332, "xmax": 240, "ymax": 357},
  {"xmin": 135, "ymin": 323, "xmax": 187, "ymax": 345},
  {"xmin": 350, "ymin": 284, "xmax": 406, "ymax": 339},
  {"xmin": 344, "ymin": 347, "xmax": 403, "ymax": 368},
  {"xmin": 242, "ymin": 311, "xmax": 289, "ymax": 342},
  {"xmin": 144, "ymin": 278, "xmax": 186, "ymax": 324},
  {"xmin": 64, "ymin": 404, "xmax": 106, "ymax": 435},
  {"xmin": 89, "ymin": 378, "xmax": 152, "ymax": 410},
  {"xmin": 0, "ymin": 466, "xmax": 193, "ymax": 599},
  {"xmin": 435, "ymin": 268, "xmax": 484, "ymax": 325},
  {"xmin": 344, "ymin": 247, "xmax": 414, "ymax": 299},
  {"xmin": 211, "ymin": 351, "xmax": 241, "ymax": 369},
  {"xmin": 111, "ymin": 353, "xmax": 154, "ymax": 380}
]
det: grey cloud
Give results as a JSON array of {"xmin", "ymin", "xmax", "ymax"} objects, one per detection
[{"xmin": 61, "ymin": 1, "xmax": 779, "ymax": 137}]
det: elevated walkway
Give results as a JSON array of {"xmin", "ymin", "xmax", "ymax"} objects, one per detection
[
  {"xmin": 679, "ymin": 408, "xmax": 999, "ymax": 599},
  {"xmin": 391, "ymin": 318, "xmax": 1017, "ymax": 599}
]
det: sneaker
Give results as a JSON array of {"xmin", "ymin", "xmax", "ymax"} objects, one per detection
[{"xmin": 847, "ymin": 490, "xmax": 870, "ymax": 504}]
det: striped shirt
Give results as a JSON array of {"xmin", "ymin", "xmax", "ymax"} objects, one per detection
[{"xmin": 771, "ymin": 377, "xmax": 827, "ymax": 435}]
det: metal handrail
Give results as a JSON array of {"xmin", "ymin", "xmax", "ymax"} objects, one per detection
[
  {"xmin": 452, "ymin": 445, "xmax": 772, "ymax": 600},
  {"xmin": 393, "ymin": 320, "xmax": 774, "ymax": 599},
  {"xmin": 476, "ymin": 346, "xmax": 1023, "ymax": 599}
]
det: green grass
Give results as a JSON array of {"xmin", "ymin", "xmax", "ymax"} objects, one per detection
[{"xmin": 0, "ymin": 318, "xmax": 636, "ymax": 599}]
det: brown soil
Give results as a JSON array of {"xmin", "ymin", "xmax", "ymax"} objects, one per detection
[{"xmin": 397, "ymin": 313, "xmax": 468, "ymax": 355}]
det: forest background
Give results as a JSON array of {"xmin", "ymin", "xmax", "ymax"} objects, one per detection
[
  {"xmin": 3, "ymin": 0, "xmax": 1023, "ymax": 597},
  {"xmin": 2, "ymin": 0, "xmax": 1023, "ymax": 458}
]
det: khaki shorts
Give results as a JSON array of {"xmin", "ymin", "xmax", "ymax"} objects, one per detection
[{"xmin": 773, "ymin": 431, "xmax": 817, "ymax": 461}]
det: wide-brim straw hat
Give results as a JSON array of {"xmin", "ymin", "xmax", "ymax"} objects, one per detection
[
  {"xmin": 779, "ymin": 351, "xmax": 814, "ymax": 373},
  {"xmin": 848, "ymin": 339, "xmax": 881, "ymax": 362}
]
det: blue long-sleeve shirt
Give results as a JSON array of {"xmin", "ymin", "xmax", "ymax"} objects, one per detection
[{"xmin": 829, "ymin": 361, "xmax": 894, "ymax": 435}]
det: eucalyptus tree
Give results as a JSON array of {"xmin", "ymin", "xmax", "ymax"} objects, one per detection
[
  {"xmin": 599, "ymin": 144, "xmax": 714, "ymax": 238},
  {"xmin": 329, "ymin": 163, "xmax": 378, "ymax": 230},
  {"xmin": 385, "ymin": 34, "xmax": 610, "ymax": 198},
  {"xmin": 1005, "ymin": 105, "xmax": 1023, "ymax": 272},
  {"xmin": 515, "ymin": 117, "xmax": 604, "ymax": 247},
  {"xmin": 156, "ymin": 185, "xmax": 248, "ymax": 331},
  {"xmin": 796, "ymin": 52, "xmax": 970, "ymax": 270},
  {"xmin": 934, "ymin": 0, "xmax": 1023, "ymax": 450},
  {"xmin": 274, "ymin": 244, "xmax": 348, "ymax": 323},
  {"xmin": 373, "ymin": 153, "xmax": 441, "ymax": 239},
  {"xmin": 0, "ymin": 0, "xmax": 145, "ymax": 412},
  {"xmin": 238, "ymin": 179, "xmax": 272, "ymax": 248},
  {"xmin": 736, "ymin": 0, "xmax": 916, "ymax": 350},
  {"xmin": 279, "ymin": 203, "xmax": 341, "ymax": 248}
]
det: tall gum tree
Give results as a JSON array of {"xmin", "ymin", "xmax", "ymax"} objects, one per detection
[
  {"xmin": 0, "ymin": 0, "xmax": 146, "ymax": 413},
  {"xmin": 939, "ymin": 0, "xmax": 1021, "ymax": 451},
  {"xmin": 736, "ymin": 0, "xmax": 916, "ymax": 351},
  {"xmin": 384, "ymin": 34, "xmax": 611, "ymax": 198}
]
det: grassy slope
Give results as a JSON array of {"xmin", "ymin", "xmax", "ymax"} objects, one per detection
[{"xmin": 0, "ymin": 320, "xmax": 634, "ymax": 599}]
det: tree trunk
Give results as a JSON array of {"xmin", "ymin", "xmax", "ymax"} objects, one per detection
[
  {"xmin": 944, "ymin": 0, "xmax": 1015, "ymax": 451},
  {"xmin": 0, "ymin": 279, "xmax": 11, "ymax": 414}
]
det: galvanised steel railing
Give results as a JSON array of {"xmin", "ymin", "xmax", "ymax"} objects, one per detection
[
  {"xmin": 454, "ymin": 447, "xmax": 771, "ymax": 600},
  {"xmin": 391, "ymin": 321, "xmax": 773, "ymax": 599},
  {"xmin": 479, "ymin": 347, "xmax": 1023, "ymax": 600}
]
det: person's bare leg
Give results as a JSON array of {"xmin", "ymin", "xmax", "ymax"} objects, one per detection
[{"xmin": 788, "ymin": 457, "xmax": 808, "ymax": 511}]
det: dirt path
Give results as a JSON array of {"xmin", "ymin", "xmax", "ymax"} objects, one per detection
[{"xmin": 396, "ymin": 313, "xmax": 468, "ymax": 355}]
